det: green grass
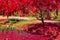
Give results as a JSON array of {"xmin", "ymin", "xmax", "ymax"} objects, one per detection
[
  {"xmin": 0, "ymin": 25, "xmax": 7, "ymax": 31},
  {"xmin": 0, "ymin": 20, "xmax": 33, "ymax": 31},
  {"xmin": 11, "ymin": 20, "xmax": 33, "ymax": 28}
]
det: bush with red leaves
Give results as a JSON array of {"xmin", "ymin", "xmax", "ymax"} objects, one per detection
[
  {"xmin": 0, "ymin": 30, "xmax": 48, "ymax": 40},
  {"xmin": 27, "ymin": 23, "xmax": 60, "ymax": 40}
]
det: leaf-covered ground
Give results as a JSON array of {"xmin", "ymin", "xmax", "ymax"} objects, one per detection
[{"xmin": 0, "ymin": 17, "xmax": 60, "ymax": 40}]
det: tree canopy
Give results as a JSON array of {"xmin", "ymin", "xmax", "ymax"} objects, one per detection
[{"xmin": 0, "ymin": 0, "xmax": 60, "ymax": 16}]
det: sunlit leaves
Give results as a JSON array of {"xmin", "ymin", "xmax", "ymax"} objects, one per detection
[{"xmin": 0, "ymin": 0, "xmax": 60, "ymax": 16}]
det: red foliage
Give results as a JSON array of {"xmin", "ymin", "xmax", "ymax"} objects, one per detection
[
  {"xmin": 0, "ymin": 0, "xmax": 60, "ymax": 16},
  {"xmin": 0, "ymin": 23, "xmax": 60, "ymax": 40},
  {"xmin": 27, "ymin": 23, "xmax": 60, "ymax": 40},
  {"xmin": 0, "ymin": 30, "xmax": 47, "ymax": 40}
]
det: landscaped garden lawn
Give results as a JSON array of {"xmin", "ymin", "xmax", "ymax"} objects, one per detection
[{"xmin": 0, "ymin": 0, "xmax": 60, "ymax": 40}]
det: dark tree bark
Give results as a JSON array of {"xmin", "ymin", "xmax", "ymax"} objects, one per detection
[
  {"xmin": 56, "ymin": 10, "xmax": 58, "ymax": 16},
  {"xmin": 40, "ymin": 10, "xmax": 44, "ymax": 27},
  {"xmin": 47, "ymin": 10, "xmax": 51, "ymax": 20},
  {"xmin": 55, "ymin": 9, "xmax": 58, "ymax": 19}
]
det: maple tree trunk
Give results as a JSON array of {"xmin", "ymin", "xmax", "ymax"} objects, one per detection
[
  {"xmin": 40, "ymin": 10, "xmax": 44, "ymax": 27},
  {"xmin": 47, "ymin": 10, "xmax": 50, "ymax": 20},
  {"xmin": 55, "ymin": 9, "xmax": 58, "ymax": 19}
]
